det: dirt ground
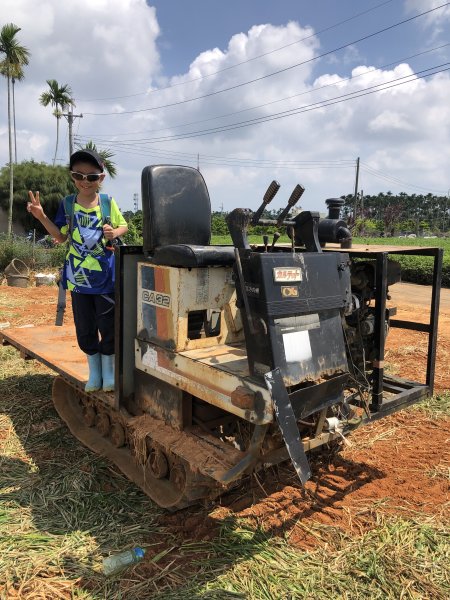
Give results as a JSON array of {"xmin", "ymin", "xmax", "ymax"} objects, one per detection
[{"xmin": 1, "ymin": 281, "xmax": 449, "ymax": 551}]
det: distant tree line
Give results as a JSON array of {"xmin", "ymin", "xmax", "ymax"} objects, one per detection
[
  {"xmin": 3, "ymin": 159, "xmax": 448, "ymax": 242},
  {"xmin": 0, "ymin": 160, "xmax": 74, "ymax": 234},
  {"xmin": 341, "ymin": 192, "xmax": 450, "ymax": 237},
  {"xmin": 0, "ymin": 160, "xmax": 134, "ymax": 241}
]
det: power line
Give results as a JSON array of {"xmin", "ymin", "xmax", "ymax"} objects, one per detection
[
  {"xmin": 72, "ymin": 139, "xmax": 355, "ymax": 169},
  {"xmin": 78, "ymin": 42, "xmax": 450, "ymax": 140},
  {"xmin": 77, "ymin": 0, "xmax": 395, "ymax": 102},
  {"xmin": 83, "ymin": 2, "xmax": 450, "ymax": 116},
  {"xmin": 78, "ymin": 62, "xmax": 450, "ymax": 144},
  {"xmin": 70, "ymin": 138, "xmax": 449, "ymax": 196},
  {"xmin": 361, "ymin": 163, "xmax": 448, "ymax": 195}
]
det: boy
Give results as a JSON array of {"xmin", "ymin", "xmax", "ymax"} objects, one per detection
[{"xmin": 27, "ymin": 148, "xmax": 128, "ymax": 393}]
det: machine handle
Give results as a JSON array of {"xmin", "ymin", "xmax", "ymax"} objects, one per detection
[
  {"xmin": 252, "ymin": 180, "xmax": 280, "ymax": 225},
  {"xmin": 276, "ymin": 184, "xmax": 305, "ymax": 227}
]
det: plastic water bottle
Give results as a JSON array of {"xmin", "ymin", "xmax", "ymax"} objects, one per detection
[{"xmin": 102, "ymin": 546, "xmax": 146, "ymax": 576}]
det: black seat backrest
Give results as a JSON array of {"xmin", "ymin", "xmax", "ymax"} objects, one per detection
[{"xmin": 141, "ymin": 165, "xmax": 211, "ymax": 254}]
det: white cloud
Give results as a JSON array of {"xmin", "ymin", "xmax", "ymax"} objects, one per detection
[
  {"xmin": 369, "ymin": 110, "xmax": 415, "ymax": 132},
  {"xmin": 405, "ymin": 0, "xmax": 450, "ymax": 24},
  {"xmin": 0, "ymin": 0, "xmax": 160, "ymax": 165},
  {"xmin": 1, "ymin": 1, "xmax": 450, "ymax": 219},
  {"xmin": 404, "ymin": 0, "xmax": 450, "ymax": 43},
  {"xmin": 136, "ymin": 20, "xmax": 449, "ymax": 210}
]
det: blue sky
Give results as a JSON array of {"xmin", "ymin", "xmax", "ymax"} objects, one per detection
[
  {"xmin": 1, "ymin": 0, "xmax": 450, "ymax": 215},
  {"xmin": 151, "ymin": 1, "xmax": 422, "ymax": 76}
]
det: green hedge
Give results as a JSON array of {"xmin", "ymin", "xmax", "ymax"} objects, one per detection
[
  {"xmin": 352, "ymin": 237, "xmax": 449, "ymax": 288},
  {"xmin": 395, "ymin": 256, "xmax": 449, "ymax": 287},
  {"xmin": 0, "ymin": 235, "xmax": 66, "ymax": 272}
]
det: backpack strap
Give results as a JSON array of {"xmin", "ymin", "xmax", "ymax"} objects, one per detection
[
  {"xmin": 99, "ymin": 193, "xmax": 115, "ymax": 250},
  {"xmin": 63, "ymin": 194, "xmax": 76, "ymax": 240},
  {"xmin": 55, "ymin": 272, "xmax": 66, "ymax": 327},
  {"xmin": 99, "ymin": 193, "xmax": 112, "ymax": 224},
  {"xmin": 99, "ymin": 193, "xmax": 126, "ymax": 248}
]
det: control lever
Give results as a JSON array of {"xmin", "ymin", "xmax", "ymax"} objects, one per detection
[
  {"xmin": 290, "ymin": 226, "xmax": 295, "ymax": 253},
  {"xmin": 270, "ymin": 231, "xmax": 280, "ymax": 251},
  {"xmin": 263, "ymin": 234, "xmax": 269, "ymax": 252},
  {"xmin": 276, "ymin": 184, "xmax": 305, "ymax": 227},
  {"xmin": 252, "ymin": 180, "xmax": 280, "ymax": 225}
]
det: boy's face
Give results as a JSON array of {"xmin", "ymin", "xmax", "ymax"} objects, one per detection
[{"xmin": 70, "ymin": 160, "xmax": 105, "ymax": 193}]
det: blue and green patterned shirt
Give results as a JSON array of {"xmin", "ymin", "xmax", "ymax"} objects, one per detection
[{"xmin": 54, "ymin": 196, "xmax": 127, "ymax": 294}]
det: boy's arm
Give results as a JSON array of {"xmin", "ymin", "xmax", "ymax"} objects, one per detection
[
  {"xmin": 103, "ymin": 224, "xmax": 128, "ymax": 240},
  {"xmin": 27, "ymin": 191, "xmax": 68, "ymax": 243},
  {"xmin": 114, "ymin": 224, "xmax": 128, "ymax": 238},
  {"xmin": 103, "ymin": 198, "xmax": 128, "ymax": 240}
]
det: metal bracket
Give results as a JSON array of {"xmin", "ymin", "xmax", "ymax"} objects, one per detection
[
  {"xmin": 55, "ymin": 281, "xmax": 66, "ymax": 326},
  {"xmin": 264, "ymin": 368, "xmax": 311, "ymax": 485}
]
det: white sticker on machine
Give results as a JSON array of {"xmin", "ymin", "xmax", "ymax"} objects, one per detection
[
  {"xmin": 142, "ymin": 346, "xmax": 158, "ymax": 369},
  {"xmin": 282, "ymin": 330, "xmax": 313, "ymax": 363}
]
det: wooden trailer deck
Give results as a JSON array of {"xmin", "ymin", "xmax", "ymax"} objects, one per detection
[{"xmin": 1, "ymin": 324, "xmax": 88, "ymax": 385}]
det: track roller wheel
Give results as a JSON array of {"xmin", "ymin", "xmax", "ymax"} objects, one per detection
[
  {"xmin": 95, "ymin": 412, "xmax": 111, "ymax": 437},
  {"xmin": 111, "ymin": 422, "xmax": 126, "ymax": 447},
  {"xmin": 169, "ymin": 463, "xmax": 186, "ymax": 493},
  {"xmin": 146, "ymin": 445, "xmax": 169, "ymax": 479},
  {"xmin": 51, "ymin": 377, "xmax": 221, "ymax": 511},
  {"xmin": 83, "ymin": 405, "xmax": 96, "ymax": 427}
]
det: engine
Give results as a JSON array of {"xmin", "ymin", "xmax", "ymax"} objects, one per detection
[{"xmin": 345, "ymin": 259, "xmax": 401, "ymax": 386}]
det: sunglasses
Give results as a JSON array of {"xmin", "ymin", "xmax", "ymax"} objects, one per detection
[{"xmin": 71, "ymin": 171, "xmax": 103, "ymax": 182}]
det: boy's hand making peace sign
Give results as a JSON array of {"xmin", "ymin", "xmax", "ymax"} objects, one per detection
[
  {"xmin": 27, "ymin": 190, "xmax": 67, "ymax": 243},
  {"xmin": 27, "ymin": 190, "xmax": 45, "ymax": 220}
]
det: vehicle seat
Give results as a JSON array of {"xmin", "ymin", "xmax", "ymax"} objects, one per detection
[{"xmin": 141, "ymin": 164, "xmax": 235, "ymax": 268}]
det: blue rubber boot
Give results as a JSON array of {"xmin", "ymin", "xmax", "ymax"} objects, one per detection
[
  {"xmin": 101, "ymin": 354, "xmax": 115, "ymax": 392},
  {"xmin": 85, "ymin": 353, "xmax": 102, "ymax": 392}
]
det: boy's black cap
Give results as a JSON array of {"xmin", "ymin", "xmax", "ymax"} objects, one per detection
[{"xmin": 70, "ymin": 149, "xmax": 104, "ymax": 172}]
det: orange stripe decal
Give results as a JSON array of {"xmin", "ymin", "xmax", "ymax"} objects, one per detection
[{"xmin": 154, "ymin": 267, "xmax": 171, "ymax": 340}]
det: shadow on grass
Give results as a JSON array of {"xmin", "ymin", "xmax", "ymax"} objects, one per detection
[{"xmin": 0, "ymin": 370, "xmax": 163, "ymax": 598}]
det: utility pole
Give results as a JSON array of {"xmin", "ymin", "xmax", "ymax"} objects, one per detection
[
  {"xmin": 62, "ymin": 106, "xmax": 83, "ymax": 160},
  {"xmin": 353, "ymin": 157, "xmax": 360, "ymax": 222},
  {"xmin": 197, "ymin": 153, "xmax": 200, "ymax": 171},
  {"xmin": 133, "ymin": 193, "xmax": 139, "ymax": 213},
  {"xmin": 12, "ymin": 77, "xmax": 17, "ymax": 163},
  {"xmin": 359, "ymin": 189, "xmax": 364, "ymax": 235},
  {"xmin": 444, "ymin": 189, "xmax": 450, "ymax": 233}
]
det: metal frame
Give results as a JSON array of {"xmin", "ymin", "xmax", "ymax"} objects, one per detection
[
  {"xmin": 115, "ymin": 245, "xmax": 145, "ymax": 407},
  {"xmin": 346, "ymin": 246, "xmax": 443, "ymax": 417}
]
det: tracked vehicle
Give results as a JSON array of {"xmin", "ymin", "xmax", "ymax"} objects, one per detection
[{"xmin": 1, "ymin": 165, "xmax": 443, "ymax": 510}]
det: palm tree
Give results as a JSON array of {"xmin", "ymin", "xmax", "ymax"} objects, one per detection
[
  {"xmin": 76, "ymin": 140, "xmax": 117, "ymax": 178},
  {"xmin": 40, "ymin": 79, "xmax": 74, "ymax": 167},
  {"xmin": 0, "ymin": 60, "xmax": 25, "ymax": 163},
  {"xmin": 9, "ymin": 64, "xmax": 25, "ymax": 163},
  {"xmin": 0, "ymin": 23, "xmax": 30, "ymax": 235}
]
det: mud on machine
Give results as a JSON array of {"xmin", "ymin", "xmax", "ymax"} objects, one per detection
[{"xmin": 1, "ymin": 165, "xmax": 443, "ymax": 510}]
